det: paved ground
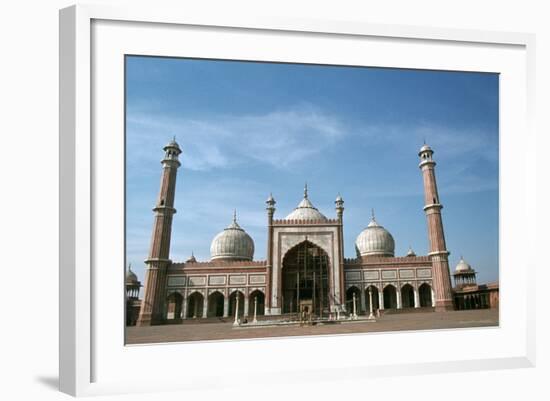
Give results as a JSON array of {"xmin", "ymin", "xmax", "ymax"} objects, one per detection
[{"xmin": 126, "ymin": 309, "xmax": 499, "ymax": 345}]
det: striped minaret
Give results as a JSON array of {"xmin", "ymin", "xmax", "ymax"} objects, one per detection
[
  {"xmin": 137, "ymin": 138, "xmax": 182, "ymax": 326},
  {"xmin": 419, "ymin": 144, "xmax": 454, "ymax": 311}
]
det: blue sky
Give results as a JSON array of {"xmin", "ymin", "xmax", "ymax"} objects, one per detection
[{"xmin": 125, "ymin": 56, "xmax": 499, "ymax": 286}]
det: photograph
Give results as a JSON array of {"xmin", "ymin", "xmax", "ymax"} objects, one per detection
[{"xmin": 124, "ymin": 56, "xmax": 499, "ymax": 344}]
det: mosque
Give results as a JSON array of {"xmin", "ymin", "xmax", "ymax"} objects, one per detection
[{"xmin": 128, "ymin": 139, "xmax": 498, "ymax": 326}]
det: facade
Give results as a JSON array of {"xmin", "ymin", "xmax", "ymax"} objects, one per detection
[{"xmin": 134, "ymin": 140, "xmax": 492, "ymax": 326}]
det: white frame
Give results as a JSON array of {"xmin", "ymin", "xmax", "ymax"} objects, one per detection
[{"xmin": 59, "ymin": 4, "xmax": 536, "ymax": 397}]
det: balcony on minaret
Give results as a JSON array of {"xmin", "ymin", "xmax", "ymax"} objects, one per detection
[
  {"xmin": 335, "ymin": 193, "xmax": 344, "ymax": 222},
  {"xmin": 162, "ymin": 137, "xmax": 182, "ymax": 167},
  {"xmin": 418, "ymin": 143, "xmax": 435, "ymax": 168},
  {"xmin": 152, "ymin": 202, "xmax": 176, "ymax": 214}
]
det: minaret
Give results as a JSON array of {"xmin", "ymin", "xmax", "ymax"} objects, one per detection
[
  {"xmin": 418, "ymin": 144, "xmax": 454, "ymax": 311},
  {"xmin": 265, "ymin": 193, "xmax": 276, "ymax": 315},
  {"xmin": 137, "ymin": 138, "xmax": 182, "ymax": 326},
  {"xmin": 335, "ymin": 193, "xmax": 345, "ymax": 304}
]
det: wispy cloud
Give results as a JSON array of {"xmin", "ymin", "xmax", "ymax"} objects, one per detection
[
  {"xmin": 127, "ymin": 103, "xmax": 347, "ymax": 171},
  {"xmin": 354, "ymin": 121, "xmax": 498, "ymax": 194},
  {"xmin": 358, "ymin": 121, "xmax": 497, "ymax": 161}
]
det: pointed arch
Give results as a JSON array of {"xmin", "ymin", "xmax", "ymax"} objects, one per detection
[
  {"xmin": 383, "ymin": 284, "xmax": 397, "ymax": 309},
  {"xmin": 166, "ymin": 292, "xmax": 183, "ymax": 320},
  {"xmin": 187, "ymin": 292, "xmax": 204, "ymax": 318},
  {"xmin": 207, "ymin": 291, "xmax": 225, "ymax": 317},
  {"xmin": 228, "ymin": 291, "xmax": 245, "ymax": 317},
  {"xmin": 281, "ymin": 238, "xmax": 331, "ymax": 264},
  {"xmin": 418, "ymin": 283, "xmax": 432, "ymax": 307},
  {"xmin": 400, "ymin": 284, "xmax": 415, "ymax": 308},
  {"xmin": 345, "ymin": 286, "xmax": 362, "ymax": 315},
  {"xmin": 249, "ymin": 289, "xmax": 265, "ymax": 316},
  {"xmin": 281, "ymin": 240, "xmax": 330, "ymax": 316},
  {"xmin": 365, "ymin": 285, "xmax": 380, "ymax": 311}
]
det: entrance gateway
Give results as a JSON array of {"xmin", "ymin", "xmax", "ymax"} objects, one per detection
[{"xmin": 281, "ymin": 241, "xmax": 330, "ymax": 317}]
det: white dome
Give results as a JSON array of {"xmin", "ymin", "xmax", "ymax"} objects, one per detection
[
  {"xmin": 455, "ymin": 257, "xmax": 473, "ymax": 272},
  {"xmin": 419, "ymin": 144, "xmax": 432, "ymax": 153},
  {"xmin": 285, "ymin": 185, "xmax": 328, "ymax": 221},
  {"xmin": 355, "ymin": 217, "xmax": 395, "ymax": 257},
  {"xmin": 210, "ymin": 213, "xmax": 254, "ymax": 261}
]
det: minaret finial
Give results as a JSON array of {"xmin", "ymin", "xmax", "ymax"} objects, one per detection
[
  {"xmin": 233, "ymin": 209, "xmax": 237, "ymax": 223},
  {"xmin": 371, "ymin": 208, "xmax": 375, "ymax": 220},
  {"xmin": 304, "ymin": 182, "xmax": 308, "ymax": 199}
]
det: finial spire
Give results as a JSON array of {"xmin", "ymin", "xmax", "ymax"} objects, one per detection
[
  {"xmin": 371, "ymin": 208, "xmax": 375, "ymax": 221},
  {"xmin": 233, "ymin": 209, "xmax": 237, "ymax": 223},
  {"xmin": 304, "ymin": 182, "xmax": 308, "ymax": 199}
]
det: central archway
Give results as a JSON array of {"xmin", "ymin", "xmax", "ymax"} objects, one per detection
[{"xmin": 281, "ymin": 240, "xmax": 330, "ymax": 317}]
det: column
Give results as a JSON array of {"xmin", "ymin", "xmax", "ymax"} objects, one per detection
[
  {"xmin": 396, "ymin": 288, "xmax": 402, "ymax": 309},
  {"xmin": 360, "ymin": 288, "xmax": 367, "ymax": 314},
  {"xmin": 233, "ymin": 293, "xmax": 240, "ymax": 326},
  {"xmin": 182, "ymin": 294, "xmax": 188, "ymax": 319},
  {"xmin": 223, "ymin": 294, "xmax": 229, "ymax": 317},
  {"xmin": 431, "ymin": 288, "xmax": 436, "ymax": 307},
  {"xmin": 253, "ymin": 297, "xmax": 258, "ymax": 323},
  {"xmin": 244, "ymin": 294, "xmax": 250, "ymax": 317},
  {"xmin": 414, "ymin": 288, "xmax": 420, "ymax": 308},
  {"xmin": 368, "ymin": 287, "xmax": 375, "ymax": 319},
  {"xmin": 378, "ymin": 289, "xmax": 384, "ymax": 310},
  {"xmin": 202, "ymin": 294, "xmax": 208, "ymax": 318}
]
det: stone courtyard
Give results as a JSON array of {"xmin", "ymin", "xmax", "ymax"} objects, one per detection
[{"xmin": 126, "ymin": 309, "xmax": 498, "ymax": 345}]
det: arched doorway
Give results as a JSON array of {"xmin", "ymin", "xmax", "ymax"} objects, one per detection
[
  {"xmin": 249, "ymin": 290, "xmax": 265, "ymax": 316},
  {"xmin": 365, "ymin": 285, "xmax": 379, "ymax": 312},
  {"xmin": 419, "ymin": 283, "xmax": 432, "ymax": 307},
  {"xmin": 401, "ymin": 284, "xmax": 415, "ymax": 308},
  {"xmin": 383, "ymin": 285, "xmax": 397, "ymax": 309},
  {"xmin": 345, "ymin": 286, "xmax": 362, "ymax": 315},
  {"xmin": 187, "ymin": 292, "xmax": 204, "ymax": 318},
  {"xmin": 166, "ymin": 292, "xmax": 183, "ymax": 320},
  {"xmin": 281, "ymin": 241, "xmax": 330, "ymax": 317},
  {"xmin": 228, "ymin": 291, "xmax": 245, "ymax": 317},
  {"xmin": 207, "ymin": 291, "xmax": 224, "ymax": 317}
]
